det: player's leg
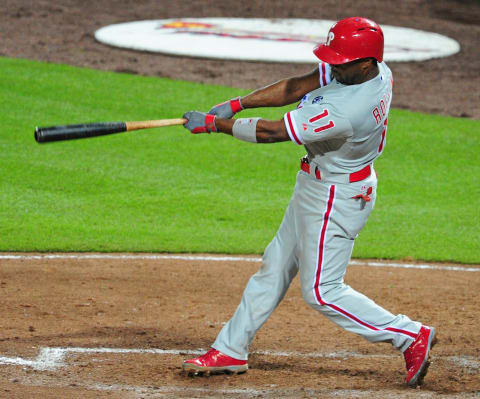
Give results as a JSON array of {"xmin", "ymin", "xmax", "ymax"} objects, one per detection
[
  {"xmin": 212, "ymin": 198, "xmax": 299, "ymax": 359},
  {"xmin": 183, "ymin": 186, "xmax": 300, "ymax": 373},
  {"xmin": 297, "ymin": 179, "xmax": 435, "ymax": 385},
  {"xmin": 301, "ymin": 233, "xmax": 421, "ymax": 351},
  {"xmin": 298, "ymin": 180, "xmax": 421, "ymax": 349}
]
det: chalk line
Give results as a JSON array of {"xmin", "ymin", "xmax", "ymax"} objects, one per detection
[
  {"xmin": 1, "ymin": 253, "xmax": 479, "ymax": 272},
  {"xmin": 0, "ymin": 347, "xmax": 386, "ymax": 370},
  {"xmin": 4, "ymin": 347, "xmax": 479, "ymax": 399},
  {"xmin": 1, "ymin": 346, "xmax": 478, "ymax": 373},
  {"xmin": 23, "ymin": 376, "xmax": 478, "ymax": 399}
]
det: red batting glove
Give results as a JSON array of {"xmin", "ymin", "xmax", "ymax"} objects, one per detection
[
  {"xmin": 183, "ymin": 111, "xmax": 217, "ymax": 134},
  {"xmin": 208, "ymin": 97, "xmax": 243, "ymax": 118}
]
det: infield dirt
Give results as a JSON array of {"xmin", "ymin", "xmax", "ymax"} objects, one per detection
[{"xmin": 0, "ymin": 255, "xmax": 479, "ymax": 398}]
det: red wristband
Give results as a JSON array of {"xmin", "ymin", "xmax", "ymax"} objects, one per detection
[
  {"xmin": 205, "ymin": 114, "xmax": 217, "ymax": 132},
  {"xmin": 230, "ymin": 97, "xmax": 243, "ymax": 113}
]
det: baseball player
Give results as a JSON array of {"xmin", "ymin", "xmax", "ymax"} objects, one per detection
[{"xmin": 181, "ymin": 17, "xmax": 436, "ymax": 387}]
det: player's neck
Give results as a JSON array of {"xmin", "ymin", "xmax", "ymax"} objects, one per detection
[{"xmin": 358, "ymin": 64, "xmax": 379, "ymax": 84}]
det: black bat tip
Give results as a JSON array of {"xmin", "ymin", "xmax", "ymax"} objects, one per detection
[{"xmin": 34, "ymin": 126, "xmax": 43, "ymax": 143}]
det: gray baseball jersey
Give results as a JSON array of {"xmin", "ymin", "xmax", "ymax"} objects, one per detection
[
  {"xmin": 212, "ymin": 61, "xmax": 421, "ymax": 361},
  {"xmin": 284, "ymin": 61, "xmax": 392, "ymax": 174}
]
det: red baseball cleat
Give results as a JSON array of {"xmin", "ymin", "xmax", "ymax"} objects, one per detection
[
  {"xmin": 404, "ymin": 325, "xmax": 437, "ymax": 387},
  {"xmin": 182, "ymin": 348, "xmax": 248, "ymax": 376}
]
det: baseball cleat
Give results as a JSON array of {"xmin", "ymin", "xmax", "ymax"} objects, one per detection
[
  {"xmin": 182, "ymin": 348, "xmax": 248, "ymax": 376},
  {"xmin": 404, "ymin": 325, "xmax": 437, "ymax": 387}
]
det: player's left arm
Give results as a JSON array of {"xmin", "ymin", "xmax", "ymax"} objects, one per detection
[{"xmin": 208, "ymin": 67, "xmax": 321, "ymax": 119}]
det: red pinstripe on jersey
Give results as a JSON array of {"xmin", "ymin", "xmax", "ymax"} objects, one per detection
[
  {"xmin": 378, "ymin": 118, "xmax": 388, "ymax": 153},
  {"xmin": 285, "ymin": 112, "xmax": 302, "ymax": 145},
  {"xmin": 378, "ymin": 129, "xmax": 386, "ymax": 152},
  {"xmin": 320, "ymin": 62, "xmax": 327, "ymax": 87},
  {"xmin": 313, "ymin": 185, "xmax": 418, "ymax": 339}
]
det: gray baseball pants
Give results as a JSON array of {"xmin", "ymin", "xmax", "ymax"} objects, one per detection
[{"xmin": 213, "ymin": 168, "xmax": 421, "ymax": 360}]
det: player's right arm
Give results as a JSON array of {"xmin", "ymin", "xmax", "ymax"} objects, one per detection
[
  {"xmin": 209, "ymin": 66, "xmax": 325, "ymax": 118},
  {"xmin": 240, "ymin": 68, "xmax": 321, "ymax": 108}
]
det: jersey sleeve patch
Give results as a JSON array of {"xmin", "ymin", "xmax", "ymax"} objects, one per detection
[{"xmin": 319, "ymin": 62, "xmax": 332, "ymax": 87}]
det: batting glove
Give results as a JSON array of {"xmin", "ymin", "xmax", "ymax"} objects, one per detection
[
  {"xmin": 183, "ymin": 111, "xmax": 217, "ymax": 134},
  {"xmin": 208, "ymin": 97, "xmax": 243, "ymax": 119}
]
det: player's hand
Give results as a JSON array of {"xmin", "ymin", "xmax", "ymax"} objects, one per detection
[
  {"xmin": 183, "ymin": 111, "xmax": 217, "ymax": 134},
  {"xmin": 208, "ymin": 97, "xmax": 243, "ymax": 119}
]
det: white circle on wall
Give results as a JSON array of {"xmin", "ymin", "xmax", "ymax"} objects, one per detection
[{"xmin": 94, "ymin": 18, "xmax": 460, "ymax": 63}]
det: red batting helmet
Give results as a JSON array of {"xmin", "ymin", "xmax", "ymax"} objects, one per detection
[{"xmin": 313, "ymin": 17, "xmax": 384, "ymax": 64}]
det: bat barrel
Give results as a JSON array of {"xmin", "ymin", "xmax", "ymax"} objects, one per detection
[{"xmin": 34, "ymin": 122, "xmax": 127, "ymax": 143}]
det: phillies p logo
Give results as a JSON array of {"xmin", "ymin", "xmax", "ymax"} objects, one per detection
[{"xmin": 326, "ymin": 31, "xmax": 335, "ymax": 46}]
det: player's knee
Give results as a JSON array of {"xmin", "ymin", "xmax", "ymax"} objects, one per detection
[
  {"xmin": 301, "ymin": 288, "xmax": 327, "ymax": 309},
  {"xmin": 301, "ymin": 283, "xmax": 343, "ymax": 309}
]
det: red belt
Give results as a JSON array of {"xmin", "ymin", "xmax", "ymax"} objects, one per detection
[{"xmin": 300, "ymin": 158, "xmax": 371, "ymax": 183}]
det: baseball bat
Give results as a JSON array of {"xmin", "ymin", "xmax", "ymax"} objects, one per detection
[{"xmin": 34, "ymin": 118, "xmax": 187, "ymax": 143}]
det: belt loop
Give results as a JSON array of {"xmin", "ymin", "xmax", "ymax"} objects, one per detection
[
  {"xmin": 300, "ymin": 157, "xmax": 321, "ymax": 180},
  {"xmin": 300, "ymin": 157, "xmax": 310, "ymax": 174}
]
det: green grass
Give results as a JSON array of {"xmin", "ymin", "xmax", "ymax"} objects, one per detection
[
  {"xmin": 356, "ymin": 111, "xmax": 480, "ymax": 263},
  {"xmin": 1, "ymin": 57, "xmax": 479, "ymax": 263}
]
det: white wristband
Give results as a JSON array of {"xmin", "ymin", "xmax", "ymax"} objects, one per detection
[{"xmin": 232, "ymin": 118, "xmax": 260, "ymax": 143}]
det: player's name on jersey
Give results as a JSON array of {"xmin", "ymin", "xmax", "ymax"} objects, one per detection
[{"xmin": 95, "ymin": 18, "xmax": 460, "ymax": 63}]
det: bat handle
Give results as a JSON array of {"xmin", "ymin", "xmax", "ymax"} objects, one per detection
[{"xmin": 125, "ymin": 118, "xmax": 187, "ymax": 131}]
